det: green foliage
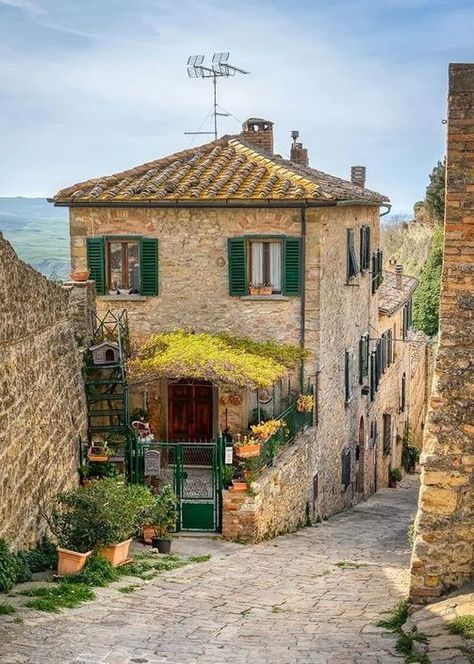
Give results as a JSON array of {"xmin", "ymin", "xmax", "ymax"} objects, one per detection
[
  {"xmin": 0, "ymin": 602, "xmax": 15, "ymax": 615},
  {"xmin": 0, "ymin": 540, "xmax": 29, "ymax": 592},
  {"xmin": 52, "ymin": 479, "xmax": 155, "ymax": 552},
  {"xmin": 377, "ymin": 600, "xmax": 409, "ymax": 631},
  {"xmin": 131, "ymin": 330, "xmax": 306, "ymax": 390},
  {"xmin": 390, "ymin": 468, "xmax": 402, "ymax": 484},
  {"xmin": 118, "ymin": 584, "xmax": 140, "ymax": 594},
  {"xmin": 143, "ymin": 486, "xmax": 178, "ymax": 539},
  {"xmin": 80, "ymin": 462, "xmax": 118, "ymax": 480},
  {"xmin": 448, "ymin": 615, "xmax": 474, "ymax": 639},
  {"xmin": 396, "ymin": 632, "xmax": 415, "ymax": 655},
  {"xmin": 425, "ymin": 158, "xmax": 445, "ymax": 223},
  {"xmin": 63, "ymin": 554, "xmax": 119, "ymax": 587},
  {"xmin": 17, "ymin": 537, "xmax": 57, "ymax": 574},
  {"xmin": 405, "ymin": 654, "xmax": 431, "ymax": 664},
  {"xmin": 188, "ymin": 555, "xmax": 211, "ymax": 563},
  {"xmin": 402, "ymin": 440, "xmax": 420, "ymax": 474},
  {"xmin": 413, "ymin": 226, "xmax": 443, "ymax": 336},
  {"xmin": 21, "ymin": 583, "xmax": 95, "ymax": 613},
  {"xmin": 117, "ymin": 553, "xmax": 187, "ymax": 580}
]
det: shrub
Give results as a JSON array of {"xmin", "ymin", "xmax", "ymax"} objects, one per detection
[
  {"xmin": 17, "ymin": 537, "xmax": 57, "ymax": 574},
  {"xmin": 402, "ymin": 443, "xmax": 420, "ymax": 474},
  {"xmin": 143, "ymin": 486, "xmax": 178, "ymax": 539},
  {"xmin": 63, "ymin": 554, "xmax": 119, "ymax": 587},
  {"xmin": 390, "ymin": 468, "xmax": 402, "ymax": 484},
  {"xmin": 52, "ymin": 479, "xmax": 155, "ymax": 552},
  {"xmin": 0, "ymin": 540, "xmax": 32, "ymax": 591}
]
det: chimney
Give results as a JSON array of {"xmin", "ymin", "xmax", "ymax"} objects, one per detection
[
  {"xmin": 290, "ymin": 130, "xmax": 309, "ymax": 167},
  {"xmin": 395, "ymin": 263, "xmax": 404, "ymax": 290},
  {"xmin": 241, "ymin": 118, "xmax": 274, "ymax": 154},
  {"xmin": 351, "ymin": 165, "xmax": 366, "ymax": 188}
]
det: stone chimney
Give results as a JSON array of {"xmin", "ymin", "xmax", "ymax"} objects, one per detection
[
  {"xmin": 290, "ymin": 130, "xmax": 309, "ymax": 167},
  {"xmin": 241, "ymin": 118, "xmax": 274, "ymax": 154},
  {"xmin": 351, "ymin": 165, "xmax": 366, "ymax": 188},
  {"xmin": 395, "ymin": 263, "xmax": 403, "ymax": 289}
]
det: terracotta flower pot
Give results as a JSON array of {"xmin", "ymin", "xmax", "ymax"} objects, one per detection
[
  {"xmin": 259, "ymin": 286, "xmax": 272, "ymax": 295},
  {"xmin": 235, "ymin": 443, "xmax": 261, "ymax": 458},
  {"xmin": 231, "ymin": 479, "xmax": 248, "ymax": 492},
  {"xmin": 70, "ymin": 269, "xmax": 90, "ymax": 282},
  {"xmin": 87, "ymin": 453, "xmax": 108, "ymax": 463},
  {"xmin": 57, "ymin": 547, "xmax": 92, "ymax": 576},
  {"xmin": 99, "ymin": 538, "xmax": 133, "ymax": 567}
]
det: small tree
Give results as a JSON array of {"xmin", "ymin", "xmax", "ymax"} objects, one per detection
[
  {"xmin": 413, "ymin": 226, "xmax": 443, "ymax": 336},
  {"xmin": 425, "ymin": 158, "xmax": 445, "ymax": 223}
]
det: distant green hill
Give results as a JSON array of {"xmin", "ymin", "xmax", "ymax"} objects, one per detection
[{"xmin": 0, "ymin": 197, "xmax": 69, "ymax": 279}]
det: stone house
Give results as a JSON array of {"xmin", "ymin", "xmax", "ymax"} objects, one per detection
[{"xmin": 53, "ymin": 117, "xmax": 421, "ymax": 532}]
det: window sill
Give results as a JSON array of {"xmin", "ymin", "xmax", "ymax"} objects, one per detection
[
  {"xmin": 100, "ymin": 295, "xmax": 148, "ymax": 301},
  {"xmin": 241, "ymin": 295, "xmax": 290, "ymax": 301}
]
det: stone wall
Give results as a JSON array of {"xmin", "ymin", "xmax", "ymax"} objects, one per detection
[
  {"xmin": 222, "ymin": 428, "xmax": 312, "ymax": 542},
  {"xmin": 0, "ymin": 234, "xmax": 89, "ymax": 550},
  {"xmin": 409, "ymin": 63, "xmax": 474, "ymax": 602}
]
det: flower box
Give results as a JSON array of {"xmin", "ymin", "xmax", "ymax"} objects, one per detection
[
  {"xmin": 234, "ymin": 442, "xmax": 261, "ymax": 458},
  {"xmin": 231, "ymin": 479, "xmax": 248, "ymax": 492}
]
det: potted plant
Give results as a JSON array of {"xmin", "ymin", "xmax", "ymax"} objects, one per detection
[
  {"xmin": 296, "ymin": 393, "xmax": 314, "ymax": 413},
  {"xmin": 70, "ymin": 268, "xmax": 90, "ymax": 282},
  {"xmin": 231, "ymin": 478, "xmax": 248, "ymax": 492},
  {"xmin": 234, "ymin": 434, "xmax": 261, "ymax": 458},
  {"xmin": 389, "ymin": 468, "xmax": 402, "ymax": 488},
  {"xmin": 143, "ymin": 486, "xmax": 178, "ymax": 554},
  {"xmin": 87, "ymin": 442, "xmax": 110, "ymax": 463},
  {"xmin": 250, "ymin": 418, "xmax": 286, "ymax": 442},
  {"xmin": 51, "ymin": 479, "xmax": 154, "ymax": 572},
  {"xmin": 222, "ymin": 465, "xmax": 236, "ymax": 489}
]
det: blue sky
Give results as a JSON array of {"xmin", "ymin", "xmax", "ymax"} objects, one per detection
[{"xmin": 0, "ymin": 0, "xmax": 473, "ymax": 212}]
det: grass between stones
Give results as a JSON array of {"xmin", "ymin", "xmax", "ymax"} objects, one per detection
[
  {"xmin": 377, "ymin": 600, "xmax": 430, "ymax": 664},
  {"xmin": 335, "ymin": 561, "xmax": 367, "ymax": 570},
  {"xmin": 448, "ymin": 615, "xmax": 474, "ymax": 640},
  {"xmin": 0, "ymin": 602, "xmax": 15, "ymax": 615},
  {"xmin": 5, "ymin": 552, "xmax": 210, "ymax": 614}
]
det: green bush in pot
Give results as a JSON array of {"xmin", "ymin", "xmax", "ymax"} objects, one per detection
[{"xmin": 143, "ymin": 486, "xmax": 178, "ymax": 554}]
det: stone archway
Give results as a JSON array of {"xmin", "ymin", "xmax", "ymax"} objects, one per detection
[{"xmin": 356, "ymin": 416, "xmax": 366, "ymax": 495}]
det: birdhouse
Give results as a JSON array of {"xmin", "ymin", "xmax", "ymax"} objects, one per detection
[{"xmin": 89, "ymin": 341, "xmax": 120, "ymax": 365}]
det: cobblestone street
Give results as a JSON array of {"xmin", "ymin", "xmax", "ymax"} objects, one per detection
[{"xmin": 0, "ymin": 479, "xmax": 419, "ymax": 664}]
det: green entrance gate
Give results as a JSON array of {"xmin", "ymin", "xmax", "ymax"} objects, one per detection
[{"xmin": 127, "ymin": 436, "xmax": 223, "ymax": 532}]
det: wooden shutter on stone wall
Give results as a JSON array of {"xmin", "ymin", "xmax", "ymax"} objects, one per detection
[
  {"xmin": 140, "ymin": 238, "xmax": 159, "ymax": 296},
  {"xmin": 283, "ymin": 236, "xmax": 301, "ymax": 296},
  {"xmin": 86, "ymin": 237, "xmax": 105, "ymax": 295},
  {"xmin": 228, "ymin": 237, "xmax": 247, "ymax": 296}
]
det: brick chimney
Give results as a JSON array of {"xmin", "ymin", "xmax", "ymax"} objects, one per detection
[
  {"xmin": 241, "ymin": 118, "xmax": 273, "ymax": 154},
  {"xmin": 290, "ymin": 130, "xmax": 309, "ymax": 167},
  {"xmin": 351, "ymin": 165, "xmax": 366, "ymax": 188},
  {"xmin": 395, "ymin": 263, "xmax": 403, "ymax": 289}
]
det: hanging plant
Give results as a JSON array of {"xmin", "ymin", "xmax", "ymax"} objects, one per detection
[
  {"xmin": 296, "ymin": 394, "xmax": 314, "ymax": 413},
  {"xmin": 250, "ymin": 418, "xmax": 286, "ymax": 441}
]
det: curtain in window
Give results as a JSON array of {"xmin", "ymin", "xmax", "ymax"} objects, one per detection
[
  {"xmin": 269, "ymin": 242, "xmax": 281, "ymax": 291},
  {"xmin": 251, "ymin": 242, "xmax": 263, "ymax": 285}
]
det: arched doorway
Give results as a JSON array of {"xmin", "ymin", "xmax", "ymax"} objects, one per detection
[{"xmin": 356, "ymin": 416, "xmax": 365, "ymax": 494}]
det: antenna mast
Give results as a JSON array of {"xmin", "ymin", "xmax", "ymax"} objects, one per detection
[{"xmin": 185, "ymin": 52, "xmax": 249, "ymax": 140}]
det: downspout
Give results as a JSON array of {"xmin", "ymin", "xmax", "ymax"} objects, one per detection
[{"xmin": 300, "ymin": 205, "xmax": 307, "ymax": 391}]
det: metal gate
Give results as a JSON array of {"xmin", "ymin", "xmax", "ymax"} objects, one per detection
[{"xmin": 127, "ymin": 436, "xmax": 223, "ymax": 532}]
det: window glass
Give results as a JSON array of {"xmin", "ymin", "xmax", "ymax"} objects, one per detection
[
  {"xmin": 107, "ymin": 240, "xmax": 140, "ymax": 291},
  {"xmin": 249, "ymin": 240, "xmax": 282, "ymax": 293}
]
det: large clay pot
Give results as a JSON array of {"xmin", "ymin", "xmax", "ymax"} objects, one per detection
[
  {"xmin": 143, "ymin": 525, "xmax": 154, "ymax": 545},
  {"xmin": 57, "ymin": 547, "xmax": 92, "ymax": 576},
  {"xmin": 99, "ymin": 538, "xmax": 133, "ymax": 567},
  {"xmin": 70, "ymin": 269, "xmax": 90, "ymax": 282}
]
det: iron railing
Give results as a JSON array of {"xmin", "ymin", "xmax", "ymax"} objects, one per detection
[{"xmin": 239, "ymin": 398, "xmax": 313, "ymax": 477}]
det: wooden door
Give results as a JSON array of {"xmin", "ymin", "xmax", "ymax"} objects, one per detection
[{"xmin": 168, "ymin": 381, "xmax": 213, "ymax": 442}]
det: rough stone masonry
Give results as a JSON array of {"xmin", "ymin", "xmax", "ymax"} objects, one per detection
[
  {"xmin": 0, "ymin": 234, "xmax": 91, "ymax": 550},
  {"xmin": 409, "ymin": 63, "xmax": 474, "ymax": 602}
]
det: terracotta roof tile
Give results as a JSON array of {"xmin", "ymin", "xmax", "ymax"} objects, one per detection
[
  {"xmin": 54, "ymin": 135, "xmax": 389, "ymax": 205},
  {"xmin": 378, "ymin": 271, "xmax": 419, "ymax": 316}
]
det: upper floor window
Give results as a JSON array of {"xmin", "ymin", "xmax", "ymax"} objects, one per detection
[
  {"xmin": 345, "ymin": 349, "xmax": 354, "ymax": 403},
  {"xmin": 347, "ymin": 229, "xmax": 359, "ymax": 281},
  {"xmin": 371, "ymin": 249, "xmax": 383, "ymax": 293},
  {"xmin": 383, "ymin": 413, "xmax": 391, "ymax": 456},
  {"xmin": 249, "ymin": 240, "xmax": 282, "ymax": 294},
  {"xmin": 360, "ymin": 225, "xmax": 371, "ymax": 272},
  {"xmin": 402, "ymin": 298, "xmax": 413, "ymax": 339},
  {"xmin": 359, "ymin": 333, "xmax": 370, "ymax": 384},
  {"xmin": 86, "ymin": 236, "xmax": 158, "ymax": 296},
  {"xmin": 228, "ymin": 235, "xmax": 301, "ymax": 297},
  {"xmin": 108, "ymin": 240, "xmax": 140, "ymax": 292}
]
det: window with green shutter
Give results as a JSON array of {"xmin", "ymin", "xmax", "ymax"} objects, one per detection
[
  {"xmin": 227, "ymin": 235, "xmax": 301, "ymax": 297},
  {"xmin": 86, "ymin": 237, "xmax": 106, "ymax": 295},
  {"xmin": 345, "ymin": 349, "xmax": 354, "ymax": 403},
  {"xmin": 86, "ymin": 236, "xmax": 158, "ymax": 296},
  {"xmin": 360, "ymin": 225, "xmax": 371, "ymax": 272},
  {"xmin": 359, "ymin": 333, "xmax": 369, "ymax": 384},
  {"xmin": 371, "ymin": 248, "xmax": 383, "ymax": 293},
  {"xmin": 347, "ymin": 229, "xmax": 359, "ymax": 280}
]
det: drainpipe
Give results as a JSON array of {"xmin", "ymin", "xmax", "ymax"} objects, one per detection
[{"xmin": 300, "ymin": 205, "xmax": 307, "ymax": 391}]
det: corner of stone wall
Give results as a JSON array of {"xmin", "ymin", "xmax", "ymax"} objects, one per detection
[{"xmin": 63, "ymin": 280, "xmax": 97, "ymax": 348}]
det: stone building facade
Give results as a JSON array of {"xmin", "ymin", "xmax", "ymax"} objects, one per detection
[
  {"xmin": 0, "ymin": 234, "xmax": 90, "ymax": 550},
  {"xmin": 55, "ymin": 118, "xmax": 422, "ymax": 524},
  {"xmin": 409, "ymin": 63, "xmax": 474, "ymax": 602}
]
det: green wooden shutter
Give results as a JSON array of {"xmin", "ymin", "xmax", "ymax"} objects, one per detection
[
  {"xmin": 283, "ymin": 236, "xmax": 301, "ymax": 296},
  {"xmin": 228, "ymin": 237, "xmax": 247, "ymax": 296},
  {"xmin": 360, "ymin": 227, "xmax": 366, "ymax": 271},
  {"xmin": 347, "ymin": 229, "xmax": 359, "ymax": 280},
  {"xmin": 365, "ymin": 227, "xmax": 371, "ymax": 271},
  {"xmin": 345, "ymin": 350, "xmax": 353, "ymax": 402},
  {"xmin": 86, "ymin": 237, "xmax": 105, "ymax": 295},
  {"xmin": 140, "ymin": 238, "xmax": 159, "ymax": 296}
]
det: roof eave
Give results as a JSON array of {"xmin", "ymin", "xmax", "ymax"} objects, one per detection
[{"xmin": 52, "ymin": 196, "xmax": 387, "ymax": 208}]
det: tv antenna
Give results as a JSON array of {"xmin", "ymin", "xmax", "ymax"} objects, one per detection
[{"xmin": 185, "ymin": 53, "xmax": 249, "ymax": 140}]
